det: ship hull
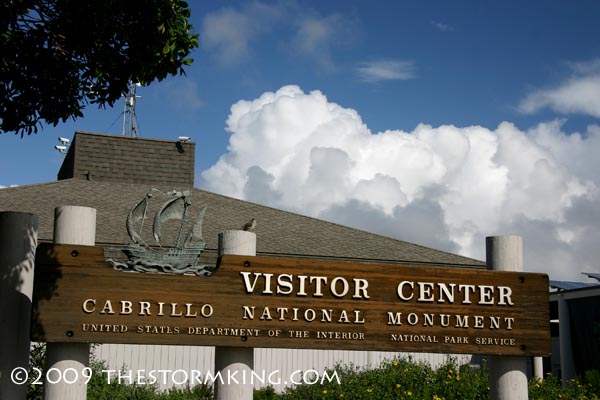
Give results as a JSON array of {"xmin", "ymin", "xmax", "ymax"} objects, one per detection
[{"xmin": 111, "ymin": 242, "xmax": 213, "ymax": 275}]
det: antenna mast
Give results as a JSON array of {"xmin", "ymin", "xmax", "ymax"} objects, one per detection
[{"xmin": 122, "ymin": 81, "xmax": 141, "ymax": 137}]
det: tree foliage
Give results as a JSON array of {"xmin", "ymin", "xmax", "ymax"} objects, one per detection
[{"xmin": 0, "ymin": 0, "xmax": 199, "ymax": 136}]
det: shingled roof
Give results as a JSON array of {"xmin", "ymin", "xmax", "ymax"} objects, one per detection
[{"xmin": 0, "ymin": 132, "xmax": 484, "ymax": 268}]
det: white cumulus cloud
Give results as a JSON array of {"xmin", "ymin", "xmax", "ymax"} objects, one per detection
[{"xmin": 201, "ymin": 85, "xmax": 600, "ymax": 282}]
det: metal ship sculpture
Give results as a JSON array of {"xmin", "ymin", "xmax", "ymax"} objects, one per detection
[{"xmin": 108, "ymin": 190, "xmax": 215, "ymax": 275}]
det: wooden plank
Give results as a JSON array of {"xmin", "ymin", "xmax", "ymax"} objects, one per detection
[{"xmin": 32, "ymin": 244, "xmax": 550, "ymax": 356}]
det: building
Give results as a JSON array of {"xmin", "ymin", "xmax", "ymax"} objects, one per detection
[
  {"xmin": 0, "ymin": 131, "xmax": 485, "ymax": 390},
  {"xmin": 549, "ymin": 276, "xmax": 600, "ymax": 382}
]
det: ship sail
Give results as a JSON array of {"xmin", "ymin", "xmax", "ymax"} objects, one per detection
[
  {"xmin": 153, "ymin": 195, "xmax": 188, "ymax": 246},
  {"xmin": 186, "ymin": 207, "xmax": 206, "ymax": 243},
  {"xmin": 126, "ymin": 195, "xmax": 150, "ymax": 244}
]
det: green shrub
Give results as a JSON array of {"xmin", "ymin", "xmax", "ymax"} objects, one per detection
[
  {"xmin": 27, "ymin": 342, "xmax": 46, "ymax": 400},
  {"xmin": 27, "ymin": 345, "xmax": 600, "ymax": 400},
  {"xmin": 529, "ymin": 370, "xmax": 600, "ymax": 400},
  {"xmin": 261, "ymin": 357, "xmax": 599, "ymax": 400},
  {"xmin": 254, "ymin": 385, "xmax": 281, "ymax": 400},
  {"xmin": 275, "ymin": 357, "xmax": 489, "ymax": 400}
]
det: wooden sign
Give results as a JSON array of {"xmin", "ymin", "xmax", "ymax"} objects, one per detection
[{"xmin": 31, "ymin": 244, "xmax": 550, "ymax": 356}]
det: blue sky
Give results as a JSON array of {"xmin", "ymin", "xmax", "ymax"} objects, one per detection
[
  {"xmin": 3, "ymin": 0, "xmax": 600, "ymax": 185},
  {"xmin": 2, "ymin": 0, "xmax": 600, "ymax": 281}
]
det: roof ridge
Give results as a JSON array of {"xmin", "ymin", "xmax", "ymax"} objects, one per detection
[
  {"xmin": 192, "ymin": 187, "xmax": 484, "ymax": 265},
  {"xmin": 73, "ymin": 131, "xmax": 190, "ymax": 144}
]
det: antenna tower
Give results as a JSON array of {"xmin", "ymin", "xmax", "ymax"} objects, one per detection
[{"xmin": 122, "ymin": 81, "xmax": 141, "ymax": 137}]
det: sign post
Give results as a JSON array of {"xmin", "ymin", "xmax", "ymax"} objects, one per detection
[
  {"xmin": 44, "ymin": 206, "xmax": 96, "ymax": 400},
  {"xmin": 558, "ymin": 293, "xmax": 576, "ymax": 385},
  {"xmin": 214, "ymin": 230, "xmax": 256, "ymax": 400},
  {"xmin": 0, "ymin": 212, "xmax": 38, "ymax": 400},
  {"xmin": 486, "ymin": 235, "xmax": 529, "ymax": 400}
]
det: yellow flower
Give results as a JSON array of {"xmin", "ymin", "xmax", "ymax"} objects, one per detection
[
  {"xmin": 407, "ymin": 391, "xmax": 413, "ymax": 396},
  {"xmin": 367, "ymin": 388, "xmax": 373, "ymax": 393},
  {"xmin": 396, "ymin": 383, "xmax": 401, "ymax": 388},
  {"xmin": 323, "ymin": 389, "xmax": 328, "ymax": 394},
  {"xmin": 393, "ymin": 360, "xmax": 399, "ymax": 366}
]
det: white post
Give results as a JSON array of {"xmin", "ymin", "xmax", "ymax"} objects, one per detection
[
  {"xmin": 558, "ymin": 294, "xmax": 576, "ymax": 386},
  {"xmin": 214, "ymin": 230, "xmax": 256, "ymax": 400},
  {"xmin": 486, "ymin": 236, "xmax": 529, "ymax": 400},
  {"xmin": 533, "ymin": 357, "xmax": 544, "ymax": 381},
  {"xmin": 0, "ymin": 212, "xmax": 38, "ymax": 400},
  {"xmin": 44, "ymin": 206, "xmax": 96, "ymax": 400}
]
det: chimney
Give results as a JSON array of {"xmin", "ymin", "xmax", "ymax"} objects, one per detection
[{"xmin": 57, "ymin": 132, "xmax": 195, "ymax": 186}]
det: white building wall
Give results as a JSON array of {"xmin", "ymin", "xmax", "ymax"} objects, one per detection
[{"xmin": 92, "ymin": 344, "xmax": 472, "ymax": 392}]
